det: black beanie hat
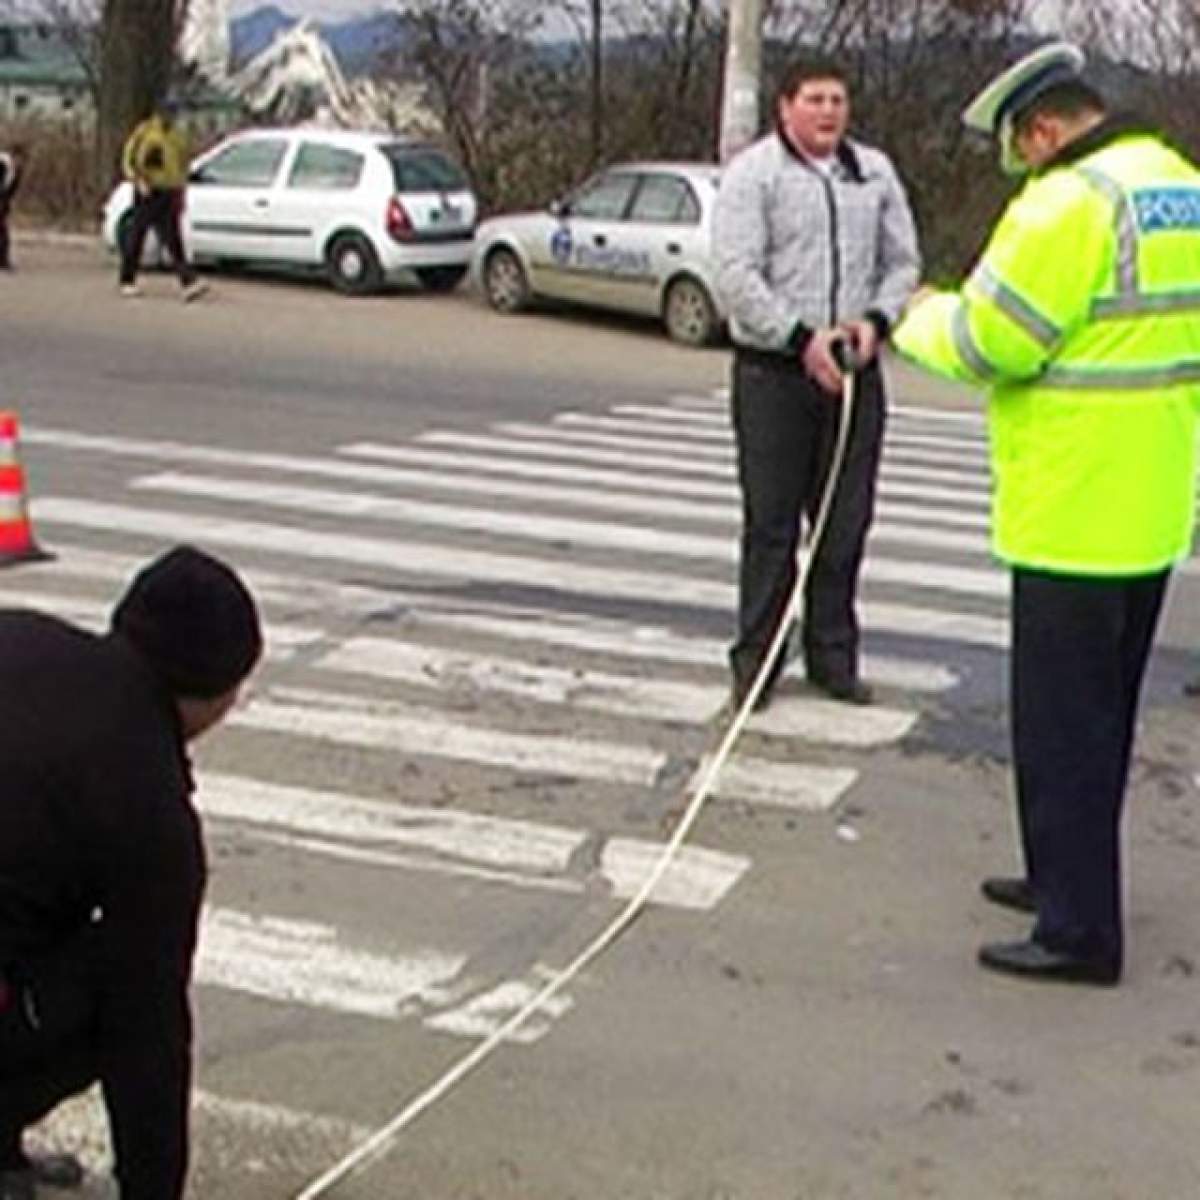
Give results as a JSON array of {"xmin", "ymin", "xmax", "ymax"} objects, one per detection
[{"xmin": 111, "ymin": 545, "xmax": 263, "ymax": 698}]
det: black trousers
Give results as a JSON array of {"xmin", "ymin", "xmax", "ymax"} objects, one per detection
[
  {"xmin": 118, "ymin": 188, "xmax": 195, "ymax": 287},
  {"xmin": 0, "ymin": 935, "xmax": 100, "ymax": 1167},
  {"xmin": 729, "ymin": 349, "xmax": 885, "ymax": 692},
  {"xmin": 0, "ymin": 199, "xmax": 11, "ymax": 269},
  {"xmin": 1011, "ymin": 567, "xmax": 1169, "ymax": 969}
]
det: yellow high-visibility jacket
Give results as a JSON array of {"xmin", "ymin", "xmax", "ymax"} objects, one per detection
[
  {"xmin": 894, "ymin": 122, "xmax": 1200, "ymax": 574},
  {"xmin": 122, "ymin": 115, "xmax": 189, "ymax": 191}
]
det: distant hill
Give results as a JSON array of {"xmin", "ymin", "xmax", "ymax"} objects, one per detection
[{"xmin": 229, "ymin": 5, "xmax": 409, "ymax": 75}]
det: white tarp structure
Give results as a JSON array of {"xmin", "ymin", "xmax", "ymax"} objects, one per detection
[
  {"xmin": 179, "ymin": 0, "xmax": 232, "ymax": 86},
  {"xmin": 178, "ymin": 7, "xmax": 439, "ymax": 134}
]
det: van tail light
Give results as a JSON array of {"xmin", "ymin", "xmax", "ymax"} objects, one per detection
[{"xmin": 386, "ymin": 196, "xmax": 414, "ymax": 242}]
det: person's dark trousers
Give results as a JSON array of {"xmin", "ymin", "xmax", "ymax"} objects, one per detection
[
  {"xmin": 0, "ymin": 199, "xmax": 11, "ymax": 269},
  {"xmin": 728, "ymin": 348, "xmax": 885, "ymax": 695},
  {"xmin": 1011, "ymin": 566, "xmax": 1169, "ymax": 971},
  {"xmin": 118, "ymin": 188, "xmax": 195, "ymax": 288},
  {"xmin": 0, "ymin": 935, "xmax": 100, "ymax": 1169}
]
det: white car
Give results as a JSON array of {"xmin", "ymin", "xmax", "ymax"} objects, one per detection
[
  {"xmin": 102, "ymin": 127, "xmax": 478, "ymax": 294},
  {"xmin": 471, "ymin": 161, "xmax": 726, "ymax": 346}
]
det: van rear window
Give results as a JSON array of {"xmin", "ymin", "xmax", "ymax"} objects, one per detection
[{"xmin": 381, "ymin": 145, "xmax": 468, "ymax": 192}]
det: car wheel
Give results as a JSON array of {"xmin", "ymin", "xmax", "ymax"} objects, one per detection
[
  {"xmin": 664, "ymin": 275, "xmax": 719, "ymax": 346},
  {"xmin": 482, "ymin": 247, "xmax": 530, "ymax": 313},
  {"xmin": 415, "ymin": 265, "xmax": 467, "ymax": 293},
  {"xmin": 327, "ymin": 233, "xmax": 383, "ymax": 295}
]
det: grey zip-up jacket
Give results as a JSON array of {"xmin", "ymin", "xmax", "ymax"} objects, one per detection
[{"xmin": 714, "ymin": 131, "xmax": 921, "ymax": 354}]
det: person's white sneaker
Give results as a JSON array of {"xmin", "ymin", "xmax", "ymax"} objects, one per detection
[
  {"xmin": 182, "ymin": 279, "xmax": 210, "ymax": 303},
  {"xmin": 119, "ymin": 283, "xmax": 142, "ymax": 298}
]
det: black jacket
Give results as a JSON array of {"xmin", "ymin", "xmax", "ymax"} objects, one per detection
[{"xmin": 0, "ymin": 611, "xmax": 204, "ymax": 1200}]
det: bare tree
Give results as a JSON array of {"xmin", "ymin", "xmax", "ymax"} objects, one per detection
[
  {"xmin": 1061, "ymin": 0, "xmax": 1200, "ymax": 156},
  {"xmin": 96, "ymin": 0, "xmax": 188, "ymax": 189}
]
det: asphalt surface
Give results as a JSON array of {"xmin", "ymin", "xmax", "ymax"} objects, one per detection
[{"xmin": 4, "ymin": 235, "xmax": 1200, "ymax": 1200}]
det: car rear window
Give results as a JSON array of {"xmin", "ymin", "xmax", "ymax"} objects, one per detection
[{"xmin": 381, "ymin": 145, "xmax": 468, "ymax": 193}]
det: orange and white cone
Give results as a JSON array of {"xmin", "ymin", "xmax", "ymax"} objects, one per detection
[{"xmin": 0, "ymin": 411, "xmax": 51, "ymax": 566}]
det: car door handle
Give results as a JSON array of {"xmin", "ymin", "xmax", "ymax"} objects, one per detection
[
  {"xmin": 253, "ymin": 199, "xmax": 269, "ymax": 209},
  {"xmin": 666, "ymin": 242, "xmax": 682, "ymax": 255},
  {"xmin": 593, "ymin": 234, "xmax": 607, "ymax": 247}
]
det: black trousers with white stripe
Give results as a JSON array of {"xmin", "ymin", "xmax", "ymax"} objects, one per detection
[
  {"xmin": 729, "ymin": 348, "xmax": 885, "ymax": 694},
  {"xmin": 1011, "ymin": 566, "xmax": 1169, "ymax": 970}
]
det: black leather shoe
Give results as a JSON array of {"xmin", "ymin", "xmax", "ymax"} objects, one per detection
[
  {"xmin": 810, "ymin": 674, "xmax": 873, "ymax": 705},
  {"xmin": 978, "ymin": 939, "xmax": 1120, "ymax": 986},
  {"xmin": 981, "ymin": 876, "xmax": 1036, "ymax": 914},
  {"xmin": 1185, "ymin": 676, "xmax": 1200, "ymax": 697}
]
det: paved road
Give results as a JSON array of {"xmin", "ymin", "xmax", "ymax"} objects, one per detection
[{"xmin": 5, "ymin": 240, "xmax": 1200, "ymax": 1199}]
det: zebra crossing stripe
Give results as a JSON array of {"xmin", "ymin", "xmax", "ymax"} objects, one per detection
[
  {"xmin": 129, "ymin": 473, "xmax": 1003, "ymax": 597},
  {"xmin": 233, "ymin": 684, "xmax": 669, "ymax": 787},
  {"xmin": 29, "ymin": 1088, "xmax": 372, "ymax": 1178},
  {"xmin": 198, "ymin": 907, "xmax": 469, "ymax": 1019},
  {"xmin": 316, "ymin": 637, "xmax": 916, "ymax": 745},
  {"xmin": 199, "ymin": 774, "xmax": 750, "ymax": 909},
  {"xmin": 0, "ymin": 584, "xmax": 325, "ymax": 657},
  {"xmin": 4, "ymin": 543, "xmax": 962, "ymax": 692},
  {"xmin": 32, "ymin": 498, "xmax": 1011, "ymax": 646},
  {"xmin": 376, "ymin": 609, "xmax": 958, "ymax": 693}
]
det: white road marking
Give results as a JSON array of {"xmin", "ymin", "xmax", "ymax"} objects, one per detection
[
  {"xmin": 423, "ymin": 967, "xmax": 574, "ymax": 1044},
  {"xmin": 384, "ymin": 608, "xmax": 959, "ymax": 693},
  {"xmin": 232, "ymin": 684, "xmax": 669, "ymax": 787},
  {"xmin": 28, "ymin": 1088, "xmax": 372, "ymax": 1179},
  {"xmin": 32, "ymin": 498, "xmax": 1011, "ymax": 645},
  {"xmin": 129, "ymin": 473, "xmax": 1003, "ymax": 596},
  {"xmin": 200, "ymin": 773, "xmax": 749, "ymax": 909},
  {"xmin": 318, "ymin": 636, "xmax": 917, "ymax": 746},
  {"xmin": 197, "ymin": 907, "xmax": 468, "ymax": 1019},
  {"xmin": 697, "ymin": 757, "xmax": 858, "ymax": 812},
  {"xmin": 0, "ymin": 584, "xmax": 324, "ymax": 655}
]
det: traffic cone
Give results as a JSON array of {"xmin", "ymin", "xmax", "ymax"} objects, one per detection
[{"xmin": 0, "ymin": 411, "xmax": 51, "ymax": 566}]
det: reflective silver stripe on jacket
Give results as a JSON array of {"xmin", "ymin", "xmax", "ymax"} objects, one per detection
[
  {"xmin": 971, "ymin": 262, "xmax": 1061, "ymax": 348},
  {"xmin": 1077, "ymin": 165, "xmax": 1139, "ymax": 295},
  {"xmin": 1092, "ymin": 289, "xmax": 1200, "ymax": 318},
  {"xmin": 952, "ymin": 304, "xmax": 996, "ymax": 379},
  {"xmin": 1039, "ymin": 360, "xmax": 1200, "ymax": 389}
]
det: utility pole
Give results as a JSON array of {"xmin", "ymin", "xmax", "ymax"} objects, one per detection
[{"xmin": 718, "ymin": 0, "xmax": 764, "ymax": 163}]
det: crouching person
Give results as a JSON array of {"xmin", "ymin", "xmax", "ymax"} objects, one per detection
[{"xmin": 0, "ymin": 546, "xmax": 263, "ymax": 1199}]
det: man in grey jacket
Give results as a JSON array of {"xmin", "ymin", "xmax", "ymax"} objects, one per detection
[{"xmin": 714, "ymin": 56, "xmax": 920, "ymax": 710}]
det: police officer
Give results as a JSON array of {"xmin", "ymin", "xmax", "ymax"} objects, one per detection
[
  {"xmin": 895, "ymin": 44, "xmax": 1200, "ymax": 985},
  {"xmin": 714, "ymin": 56, "xmax": 920, "ymax": 712},
  {"xmin": 0, "ymin": 546, "xmax": 262, "ymax": 1199}
]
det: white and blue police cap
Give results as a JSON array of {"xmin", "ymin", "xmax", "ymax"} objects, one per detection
[{"xmin": 962, "ymin": 41, "xmax": 1086, "ymax": 175}]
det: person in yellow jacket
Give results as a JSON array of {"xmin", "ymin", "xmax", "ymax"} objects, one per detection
[
  {"xmin": 894, "ymin": 42, "xmax": 1200, "ymax": 986},
  {"xmin": 118, "ymin": 100, "xmax": 207, "ymax": 302}
]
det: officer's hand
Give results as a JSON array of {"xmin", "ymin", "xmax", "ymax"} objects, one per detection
[{"xmin": 802, "ymin": 328, "xmax": 845, "ymax": 395}]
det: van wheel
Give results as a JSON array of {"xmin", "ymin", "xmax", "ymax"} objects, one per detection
[
  {"xmin": 327, "ymin": 233, "xmax": 382, "ymax": 295},
  {"xmin": 482, "ymin": 247, "xmax": 530, "ymax": 313},
  {"xmin": 664, "ymin": 275, "xmax": 719, "ymax": 346},
  {"xmin": 416, "ymin": 265, "xmax": 467, "ymax": 292}
]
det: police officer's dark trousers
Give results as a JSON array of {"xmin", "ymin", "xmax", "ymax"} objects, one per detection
[
  {"xmin": 729, "ymin": 348, "xmax": 885, "ymax": 695},
  {"xmin": 0, "ymin": 933, "xmax": 99, "ymax": 1168},
  {"xmin": 1012, "ymin": 567, "xmax": 1168, "ymax": 971}
]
